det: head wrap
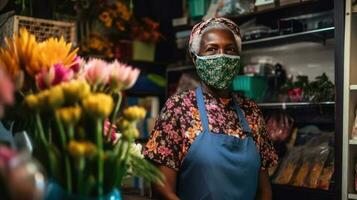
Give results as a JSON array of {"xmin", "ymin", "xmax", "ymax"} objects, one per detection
[{"xmin": 189, "ymin": 17, "xmax": 241, "ymax": 54}]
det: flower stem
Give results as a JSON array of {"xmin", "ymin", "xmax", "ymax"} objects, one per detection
[
  {"xmin": 96, "ymin": 119, "xmax": 104, "ymax": 196},
  {"xmin": 68, "ymin": 125, "xmax": 74, "ymax": 141},
  {"xmin": 35, "ymin": 113, "xmax": 48, "ymax": 147},
  {"xmin": 107, "ymin": 92, "xmax": 122, "ymax": 142},
  {"xmin": 77, "ymin": 157, "xmax": 85, "ymax": 195},
  {"xmin": 55, "ymin": 115, "xmax": 72, "ymax": 193},
  {"xmin": 115, "ymin": 140, "xmax": 132, "ymax": 186}
]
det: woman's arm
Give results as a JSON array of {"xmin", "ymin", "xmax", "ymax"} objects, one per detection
[
  {"xmin": 152, "ymin": 165, "xmax": 180, "ymax": 200},
  {"xmin": 256, "ymin": 169, "xmax": 272, "ymax": 200}
]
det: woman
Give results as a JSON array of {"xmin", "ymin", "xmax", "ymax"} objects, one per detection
[{"xmin": 144, "ymin": 17, "xmax": 278, "ymax": 200}]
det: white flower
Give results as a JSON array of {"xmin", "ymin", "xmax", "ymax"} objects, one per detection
[{"xmin": 130, "ymin": 143, "xmax": 143, "ymax": 158}]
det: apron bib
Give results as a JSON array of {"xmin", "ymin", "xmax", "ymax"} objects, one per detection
[{"xmin": 177, "ymin": 87, "xmax": 261, "ymax": 200}]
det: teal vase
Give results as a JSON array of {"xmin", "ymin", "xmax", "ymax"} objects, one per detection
[{"xmin": 44, "ymin": 181, "xmax": 122, "ymax": 200}]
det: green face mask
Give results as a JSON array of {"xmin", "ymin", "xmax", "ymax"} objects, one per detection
[{"xmin": 195, "ymin": 54, "xmax": 241, "ymax": 90}]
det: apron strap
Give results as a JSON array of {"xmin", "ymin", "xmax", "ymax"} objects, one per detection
[
  {"xmin": 195, "ymin": 87, "xmax": 210, "ymax": 131},
  {"xmin": 234, "ymin": 103, "xmax": 253, "ymax": 137}
]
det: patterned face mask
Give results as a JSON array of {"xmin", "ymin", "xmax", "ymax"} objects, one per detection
[{"xmin": 195, "ymin": 54, "xmax": 240, "ymax": 90}]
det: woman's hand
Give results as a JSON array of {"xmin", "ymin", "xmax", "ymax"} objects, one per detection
[
  {"xmin": 152, "ymin": 165, "xmax": 180, "ymax": 200},
  {"xmin": 256, "ymin": 169, "xmax": 273, "ymax": 200}
]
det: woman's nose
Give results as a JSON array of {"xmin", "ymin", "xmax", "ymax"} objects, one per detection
[{"xmin": 218, "ymin": 49, "xmax": 225, "ymax": 54}]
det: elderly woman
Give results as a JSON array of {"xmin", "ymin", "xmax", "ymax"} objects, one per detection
[{"xmin": 143, "ymin": 17, "xmax": 278, "ymax": 200}]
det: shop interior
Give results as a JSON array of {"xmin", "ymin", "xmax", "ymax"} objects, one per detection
[{"xmin": 0, "ymin": 0, "xmax": 356, "ymax": 200}]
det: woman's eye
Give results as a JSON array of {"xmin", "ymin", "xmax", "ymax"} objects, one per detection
[
  {"xmin": 227, "ymin": 48, "xmax": 237, "ymax": 53},
  {"xmin": 207, "ymin": 47, "xmax": 217, "ymax": 52}
]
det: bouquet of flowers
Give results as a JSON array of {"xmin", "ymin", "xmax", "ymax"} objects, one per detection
[{"xmin": 0, "ymin": 29, "xmax": 163, "ymax": 197}]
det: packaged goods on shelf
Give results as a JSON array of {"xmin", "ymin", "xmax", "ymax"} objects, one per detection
[
  {"xmin": 273, "ymin": 147, "xmax": 304, "ymax": 184},
  {"xmin": 265, "ymin": 112, "xmax": 294, "ymax": 143},
  {"xmin": 317, "ymin": 150, "xmax": 335, "ymax": 190},
  {"xmin": 291, "ymin": 150, "xmax": 313, "ymax": 187},
  {"xmin": 273, "ymin": 132, "xmax": 334, "ymax": 189},
  {"xmin": 351, "ymin": 109, "xmax": 357, "ymax": 140},
  {"xmin": 255, "ymin": 0, "xmax": 276, "ymax": 11},
  {"xmin": 304, "ymin": 145, "xmax": 330, "ymax": 188}
]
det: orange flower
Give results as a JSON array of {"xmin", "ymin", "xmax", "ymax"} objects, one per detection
[
  {"xmin": 99, "ymin": 11, "xmax": 112, "ymax": 27},
  {"xmin": 115, "ymin": 21, "xmax": 125, "ymax": 31},
  {"xmin": 115, "ymin": 2, "xmax": 132, "ymax": 21},
  {"xmin": 146, "ymin": 139, "xmax": 158, "ymax": 153}
]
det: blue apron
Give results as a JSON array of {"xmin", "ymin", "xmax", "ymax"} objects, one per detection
[{"xmin": 177, "ymin": 87, "xmax": 261, "ymax": 200}]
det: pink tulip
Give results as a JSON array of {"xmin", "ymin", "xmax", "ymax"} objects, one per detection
[
  {"xmin": 103, "ymin": 119, "xmax": 120, "ymax": 143},
  {"xmin": 69, "ymin": 56, "xmax": 85, "ymax": 74},
  {"xmin": 0, "ymin": 69, "xmax": 15, "ymax": 118},
  {"xmin": 109, "ymin": 60, "xmax": 140, "ymax": 90},
  {"xmin": 83, "ymin": 58, "xmax": 110, "ymax": 85},
  {"xmin": 35, "ymin": 63, "xmax": 73, "ymax": 90}
]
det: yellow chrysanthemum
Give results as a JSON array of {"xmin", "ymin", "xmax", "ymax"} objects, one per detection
[
  {"xmin": 68, "ymin": 140, "xmax": 97, "ymax": 157},
  {"xmin": 47, "ymin": 86, "xmax": 65, "ymax": 108},
  {"xmin": 123, "ymin": 106, "xmax": 146, "ymax": 121},
  {"xmin": 62, "ymin": 80, "xmax": 90, "ymax": 103},
  {"xmin": 82, "ymin": 93, "xmax": 113, "ymax": 118},
  {"xmin": 0, "ymin": 29, "xmax": 42, "ymax": 77},
  {"xmin": 56, "ymin": 106, "xmax": 82, "ymax": 126},
  {"xmin": 24, "ymin": 94, "xmax": 40, "ymax": 110},
  {"xmin": 38, "ymin": 36, "xmax": 78, "ymax": 70}
]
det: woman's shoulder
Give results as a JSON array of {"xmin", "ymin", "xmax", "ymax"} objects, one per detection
[
  {"xmin": 232, "ymin": 92, "xmax": 261, "ymax": 112},
  {"xmin": 166, "ymin": 89, "xmax": 196, "ymax": 104}
]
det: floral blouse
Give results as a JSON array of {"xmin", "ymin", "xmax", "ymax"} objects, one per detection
[{"xmin": 143, "ymin": 89, "xmax": 278, "ymax": 171}]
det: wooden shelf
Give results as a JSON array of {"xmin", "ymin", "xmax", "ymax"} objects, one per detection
[
  {"xmin": 353, "ymin": 5, "xmax": 357, "ymax": 13},
  {"xmin": 351, "ymin": 85, "xmax": 357, "ymax": 90},
  {"xmin": 349, "ymin": 193, "xmax": 357, "ymax": 199}
]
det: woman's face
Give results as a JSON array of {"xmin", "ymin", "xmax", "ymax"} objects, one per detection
[{"xmin": 198, "ymin": 28, "xmax": 240, "ymax": 57}]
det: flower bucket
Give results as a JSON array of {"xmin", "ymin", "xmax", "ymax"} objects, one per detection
[
  {"xmin": 132, "ymin": 40, "xmax": 156, "ymax": 62},
  {"xmin": 44, "ymin": 181, "xmax": 122, "ymax": 200}
]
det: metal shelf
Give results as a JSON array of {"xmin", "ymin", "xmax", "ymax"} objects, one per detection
[
  {"xmin": 166, "ymin": 65, "xmax": 194, "ymax": 72},
  {"xmin": 349, "ymin": 193, "xmax": 357, "ymax": 199},
  {"xmin": 242, "ymin": 27, "xmax": 335, "ymax": 46},
  {"xmin": 258, "ymin": 101, "xmax": 335, "ymax": 109}
]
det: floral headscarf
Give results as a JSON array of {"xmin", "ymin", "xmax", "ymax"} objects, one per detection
[{"xmin": 189, "ymin": 17, "xmax": 241, "ymax": 52}]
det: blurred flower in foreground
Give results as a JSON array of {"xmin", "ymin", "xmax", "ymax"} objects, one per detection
[
  {"xmin": 35, "ymin": 63, "xmax": 73, "ymax": 90},
  {"xmin": 0, "ymin": 29, "xmax": 41, "ymax": 77},
  {"xmin": 62, "ymin": 80, "xmax": 90, "ymax": 103},
  {"xmin": 123, "ymin": 106, "xmax": 146, "ymax": 121},
  {"xmin": 0, "ymin": 146, "xmax": 46, "ymax": 200},
  {"xmin": 69, "ymin": 56, "xmax": 85, "ymax": 74},
  {"xmin": 68, "ymin": 141, "xmax": 97, "ymax": 158},
  {"xmin": 103, "ymin": 119, "xmax": 121, "ymax": 143},
  {"xmin": 129, "ymin": 143, "xmax": 143, "ymax": 158},
  {"xmin": 83, "ymin": 58, "xmax": 110, "ymax": 86},
  {"xmin": 56, "ymin": 106, "xmax": 82, "ymax": 126},
  {"xmin": 82, "ymin": 93, "xmax": 113, "ymax": 118},
  {"xmin": 117, "ymin": 118, "xmax": 139, "ymax": 139},
  {"xmin": 38, "ymin": 37, "xmax": 78, "ymax": 70},
  {"xmin": 0, "ymin": 69, "xmax": 15, "ymax": 118},
  {"xmin": 109, "ymin": 60, "xmax": 140, "ymax": 90}
]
